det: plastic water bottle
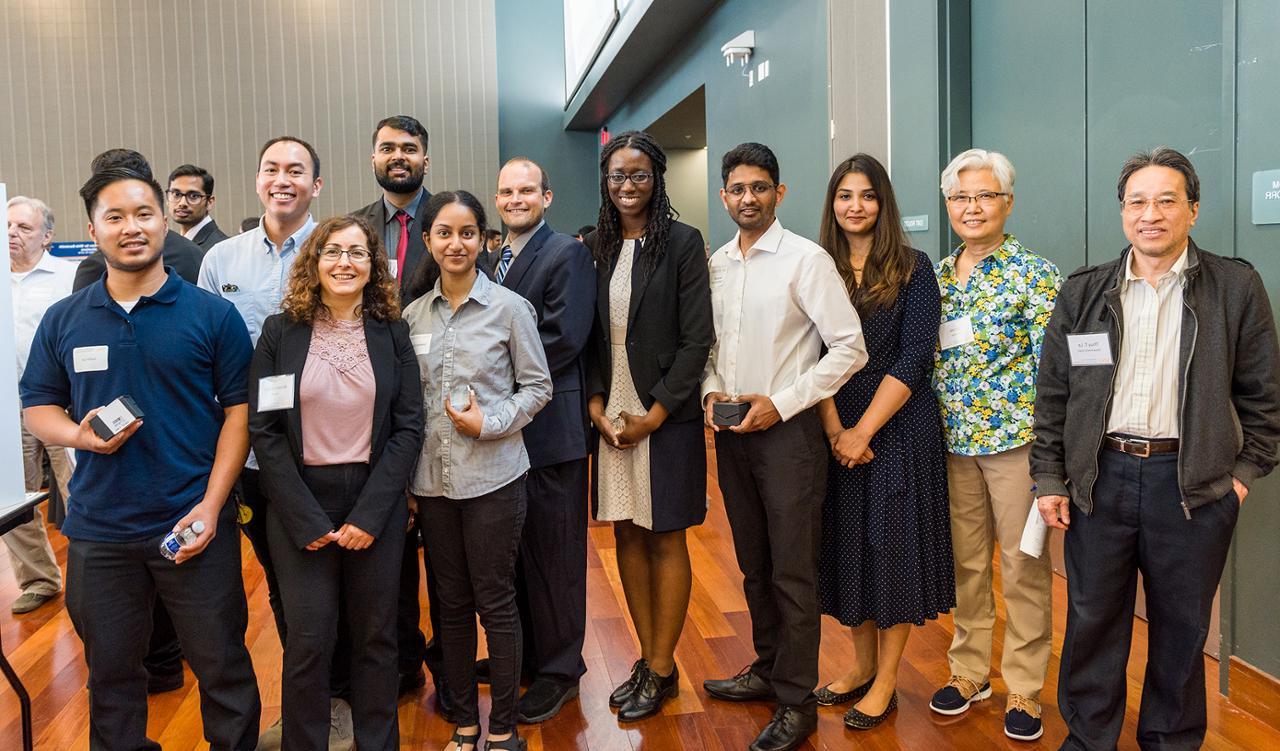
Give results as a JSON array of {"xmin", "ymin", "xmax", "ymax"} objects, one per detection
[{"xmin": 160, "ymin": 520, "xmax": 206, "ymax": 561}]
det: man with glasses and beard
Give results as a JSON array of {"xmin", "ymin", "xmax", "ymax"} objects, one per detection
[{"xmin": 167, "ymin": 164, "xmax": 229, "ymax": 252}]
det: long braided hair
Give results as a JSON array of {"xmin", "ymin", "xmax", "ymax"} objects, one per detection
[{"xmin": 592, "ymin": 130, "xmax": 677, "ymax": 279}]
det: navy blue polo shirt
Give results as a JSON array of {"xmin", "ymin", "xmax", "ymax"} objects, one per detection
[{"xmin": 20, "ymin": 268, "xmax": 252, "ymax": 542}]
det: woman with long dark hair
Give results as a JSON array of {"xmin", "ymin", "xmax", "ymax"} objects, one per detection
[
  {"xmin": 813, "ymin": 154, "xmax": 955, "ymax": 729},
  {"xmin": 250, "ymin": 214, "xmax": 424, "ymax": 751},
  {"xmin": 583, "ymin": 130, "xmax": 714, "ymax": 721}
]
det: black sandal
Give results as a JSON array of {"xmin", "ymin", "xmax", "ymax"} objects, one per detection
[
  {"xmin": 483, "ymin": 734, "xmax": 527, "ymax": 750},
  {"xmin": 448, "ymin": 727, "xmax": 481, "ymax": 751}
]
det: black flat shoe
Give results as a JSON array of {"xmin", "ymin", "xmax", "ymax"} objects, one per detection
[
  {"xmin": 609, "ymin": 659, "xmax": 649, "ymax": 708},
  {"xmin": 843, "ymin": 691, "xmax": 898, "ymax": 730},
  {"xmin": 814, "ymin": 673, "xmax": 876, "ymax": 706},
  {"xmin": 618, "ymin": 665, "xmax": 679, "ymax": 722}
]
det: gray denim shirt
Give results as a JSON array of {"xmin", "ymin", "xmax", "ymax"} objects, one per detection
[{"xmin": 403, "ymin": 271, "xmax": 552, "ymax": 499}]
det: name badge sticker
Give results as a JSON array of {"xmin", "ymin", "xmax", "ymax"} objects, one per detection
[
  {"xmin": 939, "ymin": 316, "xmax": 976, "ymax": 350},
  {"xmin": 388, "ymin": 259, "xmax": 399, "ymax": 279},
  {"xmin": 411, "ymin": 334, "xmax": 432, "ymax": 356},
  {"xmin": 1067, "ymin": 332, "xmax": 1113, "ymax": 366},
  {"xmin": 73, "ymin": 345, "xmax": 109, "ymax": 373},
  {"xmin": 257, "ymin": 374, "xmax": 296, "ymax": 412}
]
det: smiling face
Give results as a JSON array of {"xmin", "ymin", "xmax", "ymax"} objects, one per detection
[
  {"xmin": 495, "ymin": 161, "xmax": 551, "ymax": 235},
  {"xmin": 832, "ymin": 171, "xmax": 880, "ymax": 239},
  {"xmin": 372, "ymin": 126, "xmax": 428, "ymax": 196},
  {"xmin": 721, "ymin": 164, "xmax": 785, "ymax": 233},
  {"xmin": 316, "ymin": 224, "xmax": 373, "ymax": 303},
  {"xmin": 945, "ymin": 167, "xmax": 1012, "ymax": 250},
  {"xmin": 605, "ymin": 147, "xmax": 655, "ymax": 225},
  {"xmin": 88, "ymin": 179, "xmax": 168, "ymax": 273},
  {"xmin": 426, "ymin": 201, "xmax": 482, "ymax": 276},
  {"xmin": 1121, "ymin": 165, "xmax": 1198, "ymax": 261},
  {"xmin": 255, "ymin": 140, "xmax": 322, "ymax": 227}
]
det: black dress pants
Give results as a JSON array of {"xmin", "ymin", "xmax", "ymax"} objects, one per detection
[
  {"xmin": 712, "ymin": 409, "xmax": 826, "ymax": 712},
  {"xmin": 397, "ymin": 515, "xmax": 445, "ymax": 680},
  {"xmin": 266, "ymin": 463, "xmax": 403, "ymax": 751},
  {"xmin": 1059, "ymin": 449, "xmax": 1238, "ymax": 751},
  {"xmin": 515, "ymin": 457, "xmax": 588, "ymax": 684},
  {"xmin": 65, "ymin": 509, "xmax": 261, "ymax": 751},
  {"xmin": 420, "ymin": 477, "xmax": 527, "ymax": 734}
]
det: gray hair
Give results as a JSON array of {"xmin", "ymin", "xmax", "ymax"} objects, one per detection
[
  {"xmin": 7, "ymin": 196, "xmax": 55, "ymax": 235},
  {"xmin": 940, "ymin": 148, "xmax": 1016, "ymax": 196}
]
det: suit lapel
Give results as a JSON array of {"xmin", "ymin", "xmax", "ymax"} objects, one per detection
[
  {"xmin": 626, "ymin": 237, "xmax": 654, "ymax": 332},
  {"xmin": 365, "ymin": 318, "xmax": 393, "ymax": 451},
  {"xmin": 502, "ymin": 223, "xmax": 553, "ymax": 291},
  {"xmin": 400, "ymin": 189, "xmax": 432, "ymax": 292}
]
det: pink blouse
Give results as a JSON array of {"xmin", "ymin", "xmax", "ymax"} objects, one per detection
[{"xmin": 300, "ymin": 317, "xmax": 375, "ymax": 466}]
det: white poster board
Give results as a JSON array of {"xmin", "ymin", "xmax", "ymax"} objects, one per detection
[{"xmin": 0, "ymin": 182, "xmax": 34, "ymax": 520}]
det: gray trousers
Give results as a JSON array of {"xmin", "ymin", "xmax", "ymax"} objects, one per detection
[{"xmin": 1, "ymin": 426, "xmax": 71, "ymax": 596}]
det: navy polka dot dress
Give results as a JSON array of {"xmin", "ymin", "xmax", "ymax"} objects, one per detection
[{"xmin": 819, "ymin": 249, "xmax": 956, "ymax": 628}]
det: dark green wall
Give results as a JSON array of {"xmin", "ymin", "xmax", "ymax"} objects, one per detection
[{"xmin": 494, "ymin": 0, "xmax": 600, "ymax": 233}]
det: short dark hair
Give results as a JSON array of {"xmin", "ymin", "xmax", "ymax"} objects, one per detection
[
  {"xmin": 576, "ymin": 225, "xmax": 596, "ymax": 238},
  {"xmin": 721, "ymin": 142, "xmax": 780, "ymax": 186},
  {"xmin": 1117, "ymin": 146, "xmax": 1200, "ymax": 204},
  {"xmin": 241, "ymin": 216, "xmax": 260, "ymax": 233},
  {"xmin": 258, "ymin": 136, "xmax": 321, "ymax": 178},
  {"xmin": 372, "ymin": 115, "xmax": 429, "ymax": 150},
  {"xmin": 168, "ymin": 164, "xmax": 214, "ymax": 195},
  {"xmin": 90, "ymin": 148, "xmax": 154, "ymax": 178},
  {"xmin": 502, "ymin": 157, "xmax": 551, "ymax": 193},
  {"xmin": 80, "ymin": 166, "xmax": 165, "ymax": 218}
]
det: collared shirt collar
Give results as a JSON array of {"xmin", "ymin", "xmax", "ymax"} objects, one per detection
[
  {"xmin": 505, "ymin": 220, "xmax": 545, "ymax": 258},
  {"xmin": 28, "ymin": 250, "xmax": 63, "ymax": 275},
  {"xmin": 424, "ymin": 270, "xmax": 494, "ymax": 310},
  {"xmin": 87, "ymin": 267, "xmax": 184, "ymax": 309},
  {"xmin": 1123, "ymin": 243, "xmax": 1190, "ymax": 286},
  {"xmin": 181, "ymin": 214, "xmax": 214, "ymax": 241},
  {"xmin": 382, "ymin": 188, "xmax": 426, "ymax": 224},
  {"xmin": 727, "ymin": 218, "xmax": 785, "ymax": 261},
  {"xmin": 259, "ymin": 215, "xmax": 315, "ymax": 257}
]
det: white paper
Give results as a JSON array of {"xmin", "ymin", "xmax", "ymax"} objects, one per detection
[
  {"xmin": 1067, "ymin": 332, "xmax": 1113, "ymax": 366},
  {"xmin": 939, "ymin": 316, "xmax": 976, "ymax": 350},
  {"xmin": 411, "ymin": 334, "xmax": 432, "ymax": 356},
  {"xmin": 73, "ymin": 345, "xmax": 109, "ymax": 373},
  {"xmin": 257, "ymin": 374, "xmax": 295, "ymax": 412},
  {"xmin": 1019, "ymin": 501, "xmax": 1049, "ymax": 558}
]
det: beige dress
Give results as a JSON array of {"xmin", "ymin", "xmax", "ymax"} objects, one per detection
[{"xmin": 596, "ymin": 239, "xmax": 653, "ymax": 529}]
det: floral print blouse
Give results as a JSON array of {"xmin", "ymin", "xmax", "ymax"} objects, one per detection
[{"xmin": 933, "ymin": 234, "xmax": 1061, "ymax": 456}]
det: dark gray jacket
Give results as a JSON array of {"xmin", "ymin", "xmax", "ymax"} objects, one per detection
[{"xmin": 1030, "ymin": 240, "xmax": 1280, "ymax": 516}]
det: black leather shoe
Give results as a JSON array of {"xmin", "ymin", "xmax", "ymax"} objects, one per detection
[
  {"xmin": 618, "ymin": 665, "xmax": 678, "ymax": 722},
  {"xmin": 609, "ymin": 659, "xmax": 649, "ymax": 708},
  {"xmin": 749, "ymin": 705, "xmax": 817, "ymax": 751},
  {"xmin": 703, "ymin": 666, "xmax": 774, "ymax": 702},
  {"xmin": 517, "ymin": 680, "xmax": 579, "ymax": 723},
  {"xmin": 398, "ymin": 667, "xmax": 427, "ymax": 698}
]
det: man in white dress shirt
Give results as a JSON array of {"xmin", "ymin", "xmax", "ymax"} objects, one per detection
[
  {"xmin": 5, "ymin": 196, "xmax": 75, "ymax": 614},
  {"xmin": 700, "ymin": 143, "xmax": 867, "ymax": 751}
]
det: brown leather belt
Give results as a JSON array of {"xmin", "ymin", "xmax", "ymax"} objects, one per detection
[{"xmin": 1104, "ymin": 434, "xmax": 1180, "ymax": 458}]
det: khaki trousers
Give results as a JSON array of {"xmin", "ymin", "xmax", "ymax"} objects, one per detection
[
  {"xmin": 1, "ymin": 426, "xmax": 71, "ymax": 596},
  {"xmin": 945, "ymin": 443, "xmax": 1052, "ymax": 700}
]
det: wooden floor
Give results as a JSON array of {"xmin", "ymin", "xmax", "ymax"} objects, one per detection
[{"xmin": 3, "ymin": 438, "xmax": 1279, "ymax": 750}]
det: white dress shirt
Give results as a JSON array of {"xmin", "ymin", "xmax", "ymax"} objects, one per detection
[
  {"xmin": 182, "ymin": 214, "xmax": 214, "ymax": 241},
  {"xmin": 1107, "ymin": 246, "xmax": 1188, "ymax": 438},
  {"xmin": 702, "ymin": 219, "xmax": 867, "ymax": 421},
  {"xmin": 12, "ymin": 252, "xmax": 76, "ymax": 377}
]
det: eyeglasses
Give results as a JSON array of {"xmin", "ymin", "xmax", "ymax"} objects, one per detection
[
  {"xmin": 319, "ymin": 246, "xmax": 373, "ymax": 262},
  {"xmin": 605, "ymin": 172, "xmax": 653, "ymax": 186},
  {"xmin": 1121, "ymin": 196, "xmax": 1192, "ymax": 215},
  {"xmin": 945, "ymin": 192, "xmax": 1009, "ymax": 208},
  {"xmin": 724, "ymin": 182, "xmax": 775, "ymax": 198},
  {"xmin": 166, "ymin": 189, "xmax": 208, "ymax": 204}
]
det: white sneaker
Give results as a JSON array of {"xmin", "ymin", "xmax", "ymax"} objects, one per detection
[{"xmin": 255, "ymin": 718, "xmax": 283, "ymax": 751}]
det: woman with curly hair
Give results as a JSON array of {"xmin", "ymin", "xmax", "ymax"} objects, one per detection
[
  {"xmin": 583, "ymin": 130, "xmax": 714, "ymax": 721},
  {"xmin": 249, "ymin": 214, "xmax": 424, "ymax": 751}
]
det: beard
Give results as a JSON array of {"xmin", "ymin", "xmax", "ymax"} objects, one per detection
[{"xmin": 375, "ymin": 161, "xmax": 425, "ymax": 195}]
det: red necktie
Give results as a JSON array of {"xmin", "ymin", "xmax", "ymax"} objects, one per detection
[{"xmin": 395, "ymin": 210, "xmax": 410, "ymax": 279}]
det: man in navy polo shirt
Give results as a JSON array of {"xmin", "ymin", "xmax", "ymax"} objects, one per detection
[{"xmin": 20, "ymin": 164, "xmax": 260, "ymax": 751}]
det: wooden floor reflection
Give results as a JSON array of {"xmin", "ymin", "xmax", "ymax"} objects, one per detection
[{"xmin": 3, "ymin": 438, "xmax": 1278, "ymax": 749}]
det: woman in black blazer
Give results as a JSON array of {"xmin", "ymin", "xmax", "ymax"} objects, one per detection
[
  {"xmin": 249, "ymin": 215, "xmax": 424, "ymax": 751},
  {"xmin": 584, "ymin": 130, "xmax": 714, "ymax": 721}
]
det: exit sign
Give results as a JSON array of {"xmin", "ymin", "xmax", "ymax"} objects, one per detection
[{"xmin": 1253, "ymin": 169, "xmax": 1280, "ymax": 225}]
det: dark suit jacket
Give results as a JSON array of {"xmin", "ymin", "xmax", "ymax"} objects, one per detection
[
  {"xmin": 191, "ymin": 220, "xmax": 230, "ymax": 252},
  {"xmin": 500, "ymin": 223, "xmax": 597, "ymax": 468},
  {"xmin": 248, "ymin": 313, "xmax": 424, "ymax": 550},
  {"xmin": 72, "ymin": 230, "xmax": 205, "ymax": 292},
  {"xmin": 584, "ymin": 221, "xmax": 714, "ymax": 423},
  {"xmin": 353, "ymin": 191, "xmax": 435, "ymax": 305}
]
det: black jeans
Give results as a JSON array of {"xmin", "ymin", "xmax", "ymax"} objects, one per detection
[
  {"xmin": 66, "ymin": 509, "xmax": 261, "ymax": 751},
  {"xmin": 420, "ymin": 477, "xmax": 527, "ymax": 734},
  {"xmin": 1059, "ymin": 449, "xmax": 1239, "ymax": 750},
  {"xmin": 266, "ymin": 463, "xmax": 404, "ymax": 751},
  {"xmin": 712, "ymin": 409, "xmax": 826, "ymax": 712}
]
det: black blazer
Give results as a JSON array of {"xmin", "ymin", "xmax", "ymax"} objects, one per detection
[
  {"xmin": 353, "ymin": 191, "xmax": 435, "ymax": 305},
  {"xmin": 585, "ymin": 221, "xmax": 714, "ymax": 423},
  {"xmin": 72, "ymin": 230, "xmax": 205, "ymax": 291},
  {"xmin": 191, "ymin": 220, "xmax": 230, "ymax": 252},
  {"xmin": 248, "ymin": 313, "xmax": 424, "ymax": 550},
  {"xmin": 500, "ymin": 223, "xmax": 597, "ymax": 468}
]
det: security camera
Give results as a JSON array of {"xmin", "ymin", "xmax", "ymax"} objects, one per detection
[{"xmin": 721, "ymin": 30, "xmax": 755, "ymax": 66}]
